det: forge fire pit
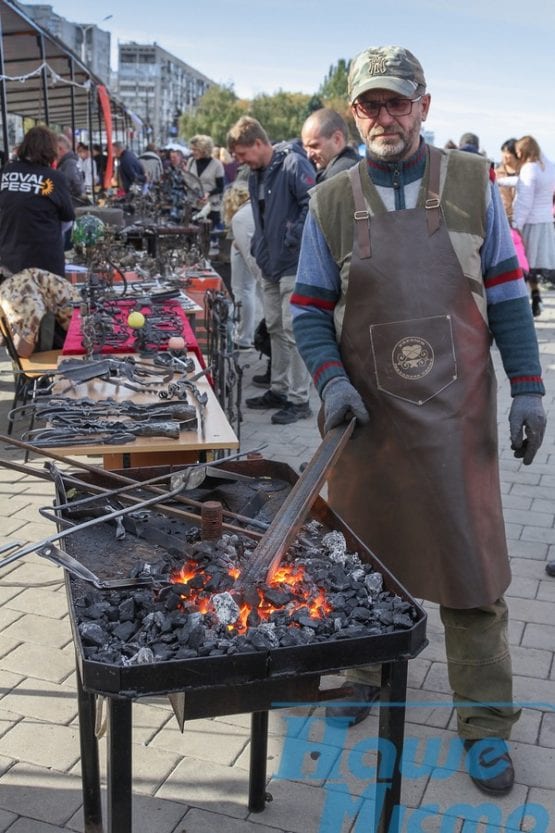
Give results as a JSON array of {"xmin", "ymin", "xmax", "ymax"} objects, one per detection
[{"xmin": 55, "ymin": 459, "xmax": 427, "ymax": 833}]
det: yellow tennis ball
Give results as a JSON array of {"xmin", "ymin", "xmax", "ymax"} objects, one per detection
[{"xmin": 127, "ymin": 311, "xmax": 146, "ymax": 329}]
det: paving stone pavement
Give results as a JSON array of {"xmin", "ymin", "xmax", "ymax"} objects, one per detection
[{"xmin": 0, "ymin": 292, "xmax": 554, "ymax": 832}]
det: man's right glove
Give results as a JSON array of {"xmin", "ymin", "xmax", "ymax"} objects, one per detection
[
  {"xmin": 321, "ymin": 377, "xmax": 370, "ymax": 434},
  {"xmin": 509, "ymin": 394, "xmax": 546, "ymax": 465}
]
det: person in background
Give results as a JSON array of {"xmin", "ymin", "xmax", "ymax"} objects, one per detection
[
  {"xmin": 495, "ymin": 138, "xmax": 519, "ymax": 223},
  {"xmin": 56, "ymin": 134, "xmax": 85, "ymax": 204},
  {"xmin": 76, "ymin": 143, "xmax": 98, "ymax": 194},
  {"xmin": 111, "ymin": 142, "xmax": 146, "ymax": 194},
  {"xmin": 186, "ymin": 135, "xmax": 225, "ymax": 232},
  {"xmin": 0, "ymin": 267, "xmax": 78, "ymax": 356},
  {"xmin": 223, "ymin": 181, "xmax": 264, "ymax": 350},
  {"xmin": 166, "ymin": 148, "xmax": 192, "ymax": 223},
  {"xmin": 0, "ymin": 125, "xmax": 74, "ymax": 278},
  {"xmin": 512, "ymin": 135, "xmax": 555, "ymax": 317},
  {"xmin": 495, "ymin": 138, "xmax": 530, "ymax": 282},
  {"xmin": 291, "ymin": 44, "xmax": 546, "ymax": 796},
  {"xmin": 92, "ymin": 144, "xmax": 107, "ymax": 188},
  {"xmin": 219, "ymin": 146, "xmax": 239, "ymax": 185},
  {"xmin": 139, "ymin": 143, "xmax": 164, "ymax": 185},
  {"xmin": 227, "ymin": 116, "xmax": 315, "ymax": 425},
  {"xmin": 301, "ymin": 108, "xmax": 359, "ymax": 182},
  {"xmin": 458, "ymin": 131, "xmax": 480, "ymax": 153}
]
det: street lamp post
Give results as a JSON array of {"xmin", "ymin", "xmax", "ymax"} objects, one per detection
[{"xmin": 76, "ymin": 14, "xmax": 113, "ymax": 66}]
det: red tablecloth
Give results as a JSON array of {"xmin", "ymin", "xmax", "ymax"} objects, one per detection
[{"xmin": 62, "ymin": 299, "xmax": 204, "ymax": 366}]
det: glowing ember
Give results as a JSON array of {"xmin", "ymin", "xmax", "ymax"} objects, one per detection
[{"xmin": 168, "ymin": 554, "xmax": 332, "ymax": 634}]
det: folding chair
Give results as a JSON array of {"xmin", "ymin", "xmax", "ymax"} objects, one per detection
[{"xmin": 0, "ymin": 309, "xmax": 60, "ymax": 435}]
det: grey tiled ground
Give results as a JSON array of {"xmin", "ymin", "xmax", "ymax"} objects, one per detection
[{"xmin": 0, "ymin": 293, "xmax": 554, "ymax": 831}]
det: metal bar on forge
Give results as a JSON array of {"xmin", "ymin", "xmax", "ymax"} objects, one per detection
[{"xmin": 238, "ymin": 420, "xmax": 355, "ymax": 588}]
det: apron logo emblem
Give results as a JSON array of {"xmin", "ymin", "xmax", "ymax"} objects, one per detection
[{"xmin": 392, "ymin": 337, "xmax": 434, "ymax": 380}]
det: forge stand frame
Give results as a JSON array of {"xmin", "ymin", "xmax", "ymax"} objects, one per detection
[
  {"xmin": 75, "ymin": 649, "xmax": 415, "ymax": 833},
  {"xmin": 61, "ymin": 460, "xmax": 427, "ymax": 833}
]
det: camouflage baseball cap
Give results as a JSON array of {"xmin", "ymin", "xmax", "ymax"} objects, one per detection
[{"xmin": 348, "ymin": 46, "xmax": 426, "ymax": 104}]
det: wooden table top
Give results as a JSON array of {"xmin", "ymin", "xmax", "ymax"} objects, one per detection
[{"xmin": 45, "ymin": 352, "xmax": 238, "ymax": 459}]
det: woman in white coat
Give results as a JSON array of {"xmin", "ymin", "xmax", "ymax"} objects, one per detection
[
  {"xmin": 223, "ymin": 182, "xmax": 263, "ymax": 349},
  {"xmin": 513, "ymin": 135, "xmax": 555, "ymax": 316}
]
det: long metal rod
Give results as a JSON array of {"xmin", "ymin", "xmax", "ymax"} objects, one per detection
[
  {"xmin": 0, "ymin": 433, "xmax": 269, "ymax": 530},
  {"xmin": 0, "ymin": 472, "xmax": 193, "ymax": 570},
  {"xmin": 238, "ymin": 420, "xmax": 355, "ymax": 588},
  {"xmin": 0, "ymin": 457, "xmax": 264, "ymax": 540}
]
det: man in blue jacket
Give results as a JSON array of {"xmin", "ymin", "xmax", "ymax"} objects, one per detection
[
  {"xmin": 111, "ymin": 142, "xmax": 146, "ymax": 194},
  {"xmin": 227, "ymin": 117, "xmax": 315, "ymax": 424}
]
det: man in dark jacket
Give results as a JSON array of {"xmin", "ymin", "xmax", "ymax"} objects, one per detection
[
  {"xmin": 56, "ymin": 134, "xmax": 85, "ymax": 203},
  {"xmin": 111, "ymin": 142, "xmax": 146, "ymax": 193},
  {"xmin": 301, "ymin": 108, "xmax": 360, "ymax": 182},
  {"xmin": 227, "ymin": 116, "xmax": 315, "ymax": 424}
]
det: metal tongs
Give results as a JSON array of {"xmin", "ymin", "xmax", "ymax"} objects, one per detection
[{"xmin": 0, "ymin": 468, "xmax": 204, "ymax": 587}]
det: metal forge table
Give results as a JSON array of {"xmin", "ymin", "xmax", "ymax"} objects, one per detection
[{"xmin": 61, "ymin": 459, "xmax": 427, "ymax": 833}]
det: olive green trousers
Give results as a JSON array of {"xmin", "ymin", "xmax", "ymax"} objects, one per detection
[{"xmin": 347, "ymin": 597, "xmax": 520, "ymax": 739}]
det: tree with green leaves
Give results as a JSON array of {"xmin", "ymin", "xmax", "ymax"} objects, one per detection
[
  {"xmin": 179, "ymin": 85, "xmax": 248, "ymax": 146},
  {"xmin": 318, "ymin": 59, "xmax": 359, "ymax": 143},
  {"xmin": 319, "ymin": 59, "xmax": 350, "ymax": 101},
  {"xmin": 250, "ymin": 91, "xmax": 314, "ymax": 141}
]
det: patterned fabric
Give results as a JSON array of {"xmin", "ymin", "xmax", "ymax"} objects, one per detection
[
  {"xmin": 0, "ymin": 269, "xmax": 77, "ymax": 349},
  {"xmin": 348, "ymin": 45, "xmax": 426, "ymax": 102}
]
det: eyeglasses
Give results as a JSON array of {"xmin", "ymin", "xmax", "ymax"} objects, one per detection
[{"xmin": 353, "ymin": 96, "xmax": 422, "ymax": 120}]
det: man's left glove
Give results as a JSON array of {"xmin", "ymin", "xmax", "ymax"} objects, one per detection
[{"xmin": 509, "ymin": 394, "xmax": 546, "ymax": 465}]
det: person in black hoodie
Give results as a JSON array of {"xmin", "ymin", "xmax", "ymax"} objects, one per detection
[{"xmin": 0, "ymin": 125, "xmax": 74, "ymax": 278}]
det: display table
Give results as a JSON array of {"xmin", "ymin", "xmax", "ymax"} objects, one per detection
[
  {"xmin": 62, "ymin": 299, "xmax": 205, "ymax": 367},
  {"xmin": 45, "ymin": 353, "xmax": 238, "ymax": 469}
]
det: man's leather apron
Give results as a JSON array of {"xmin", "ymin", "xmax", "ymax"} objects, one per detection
[{"xmin": 327, "ymin": 147, "xmax": 510, "ymax": 608}]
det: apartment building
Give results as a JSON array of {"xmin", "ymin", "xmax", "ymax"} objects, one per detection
[
  {"xmin": 118, "ymin": 42, "xmax": 214, "ymax": 147},
  {"xmin": 17, "ymin": 2, "xmax": 112, "ymax": 84}
]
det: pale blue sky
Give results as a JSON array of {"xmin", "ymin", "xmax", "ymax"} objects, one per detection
[{"xmin": 47, "ymin": 0, "xmax": 555, "ymax": 162}]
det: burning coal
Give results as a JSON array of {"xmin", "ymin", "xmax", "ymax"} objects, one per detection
[{"xmin": 73, "ymin": 520, "xmax": 418, "ymax": 666}]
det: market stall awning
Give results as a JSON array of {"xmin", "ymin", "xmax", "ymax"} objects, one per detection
[{"xmin": 0, "ymin": 0, "xmax": 126, "ymax": 133}]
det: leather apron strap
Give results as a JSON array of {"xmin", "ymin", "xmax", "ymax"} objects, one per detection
[
  {"xmin": 348, "ymin": 146, "xmax": 442, "ymax": 260},
  {"xmin": 425, "ymin": 145, "xmax": 441, "ymax": 235},
  {"xmin": 348, "ymin": 162, "xmax": 372, "ymax": 260}
]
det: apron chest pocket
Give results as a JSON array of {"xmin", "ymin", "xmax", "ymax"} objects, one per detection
[{"xmin": 369, "ymin": 314, "xmax": 457, "ymax": 405}]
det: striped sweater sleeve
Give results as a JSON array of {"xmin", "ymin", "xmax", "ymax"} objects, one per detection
[{"xmin": 291, "ymin": 212, "xmax": 347, "ymax": 394}]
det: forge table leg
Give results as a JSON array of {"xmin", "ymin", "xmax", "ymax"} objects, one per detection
[
  {"xmin": 76, "ymin": 665, "xmax": 103, "ymax": 833},
  {"xmin": 375, "ymin": 659, "xmax": 408, "ymax": 833},
  {"xmin": 106, "ymin": 698, "xmax": 133, "ymax": 833},
  {"xmin": 248, "ymin": 711, "xmax": 269, "ymax": 812}
]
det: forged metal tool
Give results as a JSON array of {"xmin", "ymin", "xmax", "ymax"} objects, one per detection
[
  {"xmin": 237, "ymin": 420, "xmax": 355, "ymax": 589},
  {"xmin": 0, "ymin": 469, "xmax": 202, "ymax": 574},
  {"xmin": 0, "ymin": 436, "xmax": 269, "ymax": 536}
]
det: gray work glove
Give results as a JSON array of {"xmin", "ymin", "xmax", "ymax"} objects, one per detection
[
  {"xmin": 509, "ymin": 394, "xmax": 546, "ymax": 465},
  {"xmin": 321, "ymin": 377, "xmax": 370, "ymax": 434}
]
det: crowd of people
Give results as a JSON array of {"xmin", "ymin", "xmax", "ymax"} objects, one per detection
[{"xmin": 0, "ymin": 44, "xmax": 553, "ymax": 802}]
